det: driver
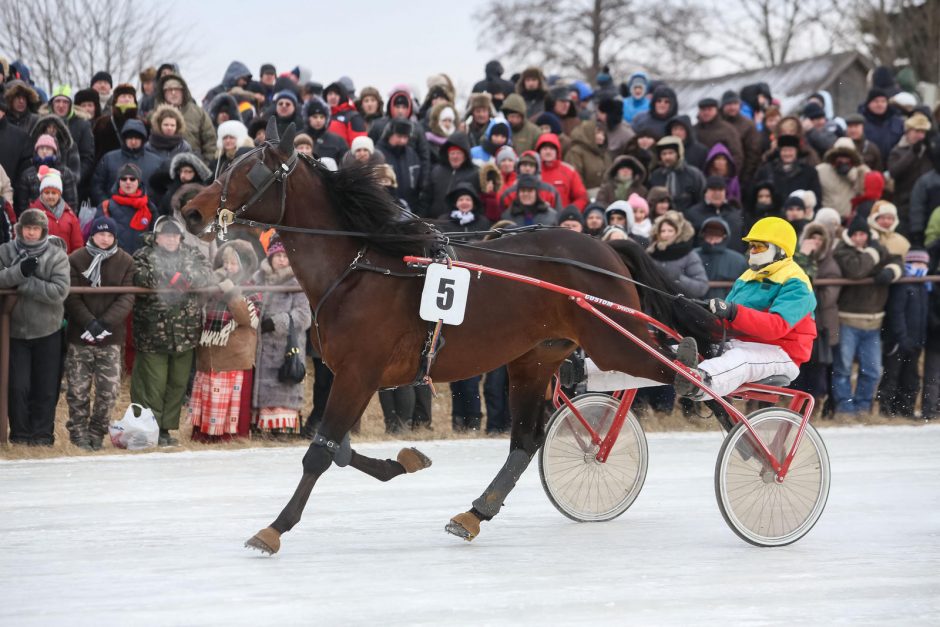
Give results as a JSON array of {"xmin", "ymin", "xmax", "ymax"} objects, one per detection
[{"xmin": 675, "ymin": 217, "xmax": 816, "ymax": 399}]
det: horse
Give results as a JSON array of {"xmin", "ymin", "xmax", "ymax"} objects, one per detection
[{"xmin": 182, "ymin": 118, "xmax": 720, "ymax": 554}]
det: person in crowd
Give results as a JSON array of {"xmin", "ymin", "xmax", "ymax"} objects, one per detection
[
  {"xmin": 355, "ymin": 86, "xmax": 384, "ymax": 132},
  {"xmin": 791, "ymin": 220, "xmax": 843, "ymax": 414},
  {"xmin": 565, "ymin": 120, "xmax": 610, "ymax": 194},
  {"xmin": 817, "ymin": 137, "xmax": 870, "ymax": 220},
  {"xmin": 442, "ymin": 182, "xmax": 491, "ymax": 235},
  {"xmin": 497, "ymin": 150, "xmax": 562, "ymax": 214},
  {"xmin": 686, "ymin": 176, "xmax": 745, "ymax": 252},
  {"xmin": 300, "ymin": 96, "xmax": 349, "ymax": 163},
  {"xmin": 628, "ymin": 193, "xmax": 652, "ymax": 240},
  {"xmin": 152, "ymin": 152, "xmax": 212, "ymax": 217},
  {"xmin": 48, "ymin": 86, "xmax": 95, "ymax": 196},
  {"xmin": 465, "ymin": 92, "xmax": 495, "ymax": 147},
  {"xmin": 867, "ymin": 200, "xmax": 910, "ymax": 259},
  {"xmin": 784, "ymin": 194, "xmax": 812, "ymax": 237},
  {"xmin": 64, "ymin": 216, "xmax": 134, "ymax": 450},
  {"xmin": 73, "ymin": 88, "xmax": 101, "ymax": 121},
  {"xmin": 90, "ymin": 70, "xmax": 113, "ymax": 113},
  {"xmin": 470, "ymin": 118, "xmax": 512, "ymax": 165},
  {"xmin": 694, "ymin": 217, "xmax": 748, "ymax": 299},
  {"xmin": 632, "ymin": 84, "xmax": 678, "ymax": 139},
  {"xmin": 753, "ymin": 134, "xmax": 822, "ymax": 210},
  {"xmin": 92, "ymin": 83, "xmax": 139, "ymax": 161},
  {"xmin": 693, "ymin": 97, "xmax": 743, "ymax": 171},
  {"xmin": 665, "ymin": 115, "xmax": 709, "ymax": 172},
  {"xmin": 95, "ymin": 163, "xmax": 157, "ymax": 254},
  {"xmin": 478, "ymin": 161, "xmax": 503, "ymax": 220},
  {"xmin": 323, "ymin": 81, "xmax": 367, "ymax": 146},
  {"xmin": 154, "ymin": 73, "xmax": 217, "ymax": 162},
  {"xmin": 256, "ymin": 64, "xmax": 278, "ymax": 106},
  {"xmin": 604, "ymin": 201, "xmax": 629, "ymax": 230},
  {"xmin": 369, "ymin": 87, "xmax": 432, "ymax": 172},
  {"xmin": 596, "ymin": 97, "xmax": 635, "ymax": 156},
  {"xmin": 15, "ymin": 134, "xmax": 79, "ymax": 217},
  {"xmin": 131, "ymin": 216, "xmax": 214, "ymax": 446},
  {"xmin": 501, "ymin": 93, "xmax": 539, "ymax": 154},
  {"xmin": 703, "ymin": 142, "xmax": 741, "ymax": 205},
  {"xmin": 831, "ymin": 218, "xmax": 903, "ymax": 414},
  {"xmin": 3, "ymin": 79, "xmax": 40, "ymax": 130},
  {"xmin": 720, "ymin": 90, "xmax": 761, "ymax": 185},
  {"xmin": 646, "ymin": 186, "xmax": 674, "ymax": 220},
  {"xmin": 647, "ymin": 210, "xmax": 709, "ymax": 298},
  {"xmin": 621, "ymin": 72, "xmax": 650, "ymax": 123},
  {"xmin": 501, "ymin": 174, "xmax": 558, "ymax": 226},
  {"xmin": 252, "ymin": 236, "xmax": 311, "ymax": 434},
  {"xmin": 378, "ymin": 118, "xmax": 424, "ymax": 210},
  {"xmin": 210, "ymin": 120, "xmax": 254, "ymax": 180},
  {"xmin": 878, "ymin": 248, "xmax": 930, "ymax": 418},
  {"xmin": 31, "ymin": 110, "xmax": 82, "ymax": 183},
  {"xmin": 800, "ymin": 102, "xmax": 838, "ymax": 158},
  {"xmin": 516, "ymin": 66, "xmax": 548, "ymax": 119},
  {"xmin": 138, "ymin": 67, "xmax": 158, "ymax": 118},
  {"xmin": 0, "ymin": 208, "xmax": 70, "ymax": 445},
  {"xmin": 0, "ymin": 98, "xmax": 33, "ymax": 190},
  {"xmin": 145, "ymin": 105, "xmax": 192, "ymax": 161},
  {"xmin": 596, "ymin": 154, "xmax": 647, "ymax": 206},
  {"xmin": 207, "ymin": 92, "xmax": 243, "ymax": 128},
  {"xmin": 843, "ymin": 113, "xmax": 883, "ymax": 171},
  {"xmin": 92, "ymin": 119, "xmax": 163, "ymax": 205},
  {"xmin": 202, "ymin": 61, "xmax": 253, "ymax": 109},
  {"xmin": 293, "ymin": 133, "xmax": 314, "ymax": 157},
  {"xmin": 190, "ymin": 240, "xmax": 261, "ymax": 442},
  {"xmin": 424, "ymin": 103, "xmax": 457, "ymax": 165},
  {"xmin": 887, "ymin": 112, "xmax": 933, "ymax": 241},
  {"xmin": 378, "ymin": 382, "xmax": 434, "ymax": 433},
  {"xmin": 544, "ymin": 85, "xmax": 581, "ymax": 138},
  {"xmin": 583, "ymin": 203, "xmax": 606, "ymax": 237},
  {"xmin": 535, "ymin": 133, "xmax": 588, "ymax": 210},
  {"xmin": 268, "ymin": 89, "xmax": 303, "ymax": 138},
  {"xmin": 24, "ymin": 166, "xmax": 83, "ymax": 253},
  {"xmin": 647, "ymin": 136, "xmax": 705, "ymax": 213},
  {"xmin": 341, "ymin": 135, "xmax": 385, "ymax": 169},
  {"xmin": 420, "ymin": 132, "xmax": 480, "ymax": 218},
  {"xmin": 605, "ymin": 199, "xmax": 648, "ymax": 247},
  {"xmin": 558, "ymin": 207, "xmax": 584, "ymax": 232},
  {"xmin": 749, "ymin": 180, "xmax": 781, "ymax": 222},
  {"xmin": 859, "ymin": 88, "xmax": 905, "ymax": 163}
]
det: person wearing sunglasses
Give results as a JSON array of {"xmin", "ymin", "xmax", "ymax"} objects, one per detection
[{"xmin": 675, "ymin": 216, "xmax": 817, "ymax": 400}]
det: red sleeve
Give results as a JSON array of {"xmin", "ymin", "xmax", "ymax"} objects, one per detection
[
  {"xmin": 480, "ymin": 191, "xmax": 502, "ymax": 222},
  {"xmin": 570, "ymin": 169, "xmax": 588, "ymax": 210},
  {"xmin": 730, "ymin": 305, "xmax": 794, "ymax": 341}
]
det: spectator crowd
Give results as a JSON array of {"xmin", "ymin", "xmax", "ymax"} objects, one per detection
[{"xmin": 0, "ymin": 54, "xmax": 938, "ymax": 449}]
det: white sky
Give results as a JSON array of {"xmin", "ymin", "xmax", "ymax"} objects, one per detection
[{"xmin": 175, "ymin": 0, "xmax": 498, "ymax": 104}]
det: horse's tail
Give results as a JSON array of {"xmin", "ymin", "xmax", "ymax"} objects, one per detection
[{"xmin": 606, "ymin": 239, "xmax": 723, "ymax": 348}]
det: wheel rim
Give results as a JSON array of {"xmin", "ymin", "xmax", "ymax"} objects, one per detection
[
  {"xmin": 718, "ymin": 410, "xmax": 830, "ymax": 546},
  {"xmin": 541, "ymin": 394, "xmax": 647, "ymax": 521}
]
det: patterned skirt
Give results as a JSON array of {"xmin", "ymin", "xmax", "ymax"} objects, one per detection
[
  {"xmin": 256, "ymin": 407, "xmax": 300, "ymax": 431},
  {"xmin": 190, "ymin": 369, "xmax": 253, "ymax": 437}
]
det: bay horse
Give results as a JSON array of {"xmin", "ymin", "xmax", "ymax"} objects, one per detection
[{"xmin": 182, "ymin": 119, "xmax": 719, "ymax": 555}]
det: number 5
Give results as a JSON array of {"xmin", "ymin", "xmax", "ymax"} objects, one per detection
[{"xmin": 437, "ymin": 278, "xmax": 455, "ymax": 310}]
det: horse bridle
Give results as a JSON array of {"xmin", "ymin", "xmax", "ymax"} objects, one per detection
[{"xmin": 212, "ymin": 142, "xmax": 298, "ymax": 239}]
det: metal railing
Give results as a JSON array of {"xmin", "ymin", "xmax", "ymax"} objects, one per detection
[{"xmin": 2, "ymin": 275, "xmax": 939, "ymax": 444}]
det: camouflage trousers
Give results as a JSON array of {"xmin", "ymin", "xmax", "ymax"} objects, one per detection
[{"xmin": 65, "ymin": 343, "xmax": 123, "ymax": 443}]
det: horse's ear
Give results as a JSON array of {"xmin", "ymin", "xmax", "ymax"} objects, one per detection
[
  {"xmin": 265, "ymin": 116, "xmax": 279, "ymax": 143},
  {"xmin": 279, "ymin": 122, "xmax": 296, "ymax": 154}
]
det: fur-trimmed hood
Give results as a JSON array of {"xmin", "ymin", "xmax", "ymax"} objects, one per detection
[
  {"xmin": 479, "ymin": 162, "xmax": 503, "ymax": 192},
  {"xmin": 207, "ymin": 92, "xmax": 241, "ymax": 126},
  {"xmin": 517, "ymin": 67, "xmax": 548, "ymax": 96},
  {"xmin": 155, "ymin": 74, "xmax": 195, "ymax": 106},
  {"xmin": 428, "ymin": 101, "xmax": 456, "ymax": 138},
  {"xmin": 3, "ymin": 79, "xmax": 40, "ymax": 110},
  {"xmin": 150, "ymin": 103, "xmax": 186, "ymax": 136},
  {"xmin": 824, "ymin": 137, "xmax": 862, "ymax": 167},
  {"xmin": 169, "ymin": 152, "xmax": 212, "ymax": 183},
  {"xmin": 355, "ymin": 86, "xmax": 384, "ymax": 117},
  {"xmin": 649, "ymin": 210, "xmax": 695, "ymax": 250},
  {"xmin": 605, "ymin": 154, "xmax": 647, "ymax": 183},
  {"xmin": 170, "ymin": 182, "xmax": 207, "ymax": 214},
  {"xmin": 798, "ymin": 222, "xmax": 833, "ymax": 261},
  {"xmin": 213, "ymin": 238, "xmax": 258, "ymax": 278},
  {"xmin": 29, "ymin": 113, "xmax": 74, "ymax": 152}
]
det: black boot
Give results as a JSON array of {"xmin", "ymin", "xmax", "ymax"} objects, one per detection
[
  {"xmin": 465, "ymin": 415, "xmax": 482, "ymax": 432},
  {"xmin": 674, "ymin": 337, "xmax": 710, "ymax": 401},
  {"xmin": 452, "ymin": 415, "xmax": 467, "ymax": 432}
]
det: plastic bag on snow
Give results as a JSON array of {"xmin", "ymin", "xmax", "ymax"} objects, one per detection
[{"xmin": 108, "ymin": 403, "xmax": 159, "ymax": 450}]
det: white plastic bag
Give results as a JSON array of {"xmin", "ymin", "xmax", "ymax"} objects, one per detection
[
  {"xmin": 108, "ymin": 403, "xmax": 159, "ymax": 450},
  {"xmin": 78, "ymin": 200, "xmax": 97, "ymax": 229}
]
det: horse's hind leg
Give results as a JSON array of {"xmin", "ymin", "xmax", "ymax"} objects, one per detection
[{"xmin": 446, "ymin": 341, "xmax": 573, "ymax": 541}]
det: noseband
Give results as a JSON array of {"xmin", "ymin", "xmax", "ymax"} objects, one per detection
[{"xmin": 213, "ymin": 143, "xmax": 298, "ymax": 239}]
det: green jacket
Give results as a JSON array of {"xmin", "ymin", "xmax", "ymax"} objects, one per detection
[{"xmin": 132, "ymin": 234, "xmax": 213, "ymax": 353}]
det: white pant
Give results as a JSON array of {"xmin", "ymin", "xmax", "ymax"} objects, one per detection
[{"xmin": 699, "ymin": 340, "xmax": 800, "ymax": 398}]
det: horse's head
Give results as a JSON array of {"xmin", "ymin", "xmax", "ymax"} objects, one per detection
[{"xmin": 182, "ymin": 117, "xmax": 299, "ymax": 238}]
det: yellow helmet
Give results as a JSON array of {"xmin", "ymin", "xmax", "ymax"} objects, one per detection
[{"xmin": 742, "ymin": 217, "xmax": 797, "ymax": 257}]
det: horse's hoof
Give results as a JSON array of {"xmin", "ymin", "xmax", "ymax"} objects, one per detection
[
  {"xmin": 244, "ymin": 527, "xmax": 281, "ymax": 555},
  {"xmin": 397, "ymin": 447, "xmax": 432, "ymax": 473},
  {"xmin": 445, "ymin": 511, "xmax": 481, "ymax": 542}
]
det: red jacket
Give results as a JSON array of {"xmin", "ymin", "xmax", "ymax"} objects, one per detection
[
  {"xmin": 536, "ymin": 134, "xmax": 588, "ymax": 210},
  {"xmin": 28, "ymin": 198, "xmax": 83, "ymax": 253},
  {"xmin": 328, "ymin": 102, "xmax": 367, "ymax": 146}
]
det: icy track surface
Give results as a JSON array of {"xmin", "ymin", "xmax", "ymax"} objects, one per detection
[{"xmin": 2, "ymin": 425, "xmax": 939, "ymax": 626}]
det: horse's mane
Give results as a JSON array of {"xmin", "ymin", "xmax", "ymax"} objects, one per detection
[{"xmin": 305, "ymin": 157, "xmax": 439, "ymax": 257}]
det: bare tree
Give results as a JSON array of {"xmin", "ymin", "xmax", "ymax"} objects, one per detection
[
  {"xmin": 855, "ymin": 0, "xmax": 940, "ymax": 84},
  {"xmin": 0, "ymin": 0, "xmax": 191, "ymax": 93},
  {"xmin": 474, "ymin": 0, "xmax": 709, "ymax": 82}
]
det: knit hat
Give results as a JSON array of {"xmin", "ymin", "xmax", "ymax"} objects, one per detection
[
  {"xmin": 17, "ymin": 208, "xmax": 49, "ymax": 238},
  {"xmin": 627, "ymin": 192, "xmax": 648, "ymax": 213},
  {"xmin": 117, "ymin": 162, "xmax": 143, "ymax": 181},
  {"xmin": 260, "ymin": 63, "xmax": 276, "ymax": 76},
  {"xmin": 389, "ymin": 118, "xmax": 412, "ymax": 136},
  {"xmin": 293, "ymin": 133, "xmax": 314, "ymax": 149},
  {"xmin": 34, "ymin": 133, "xmax": 59, "ymax": 154},
  {"xmin": 517, "ymin": 174, "xmax": 540, "ymax": 190},
  {"xmin": 51, "ymin": 84, "xmax": 73, "ymax": 104},
  {"xmin": 274, "ymin": 90, "xmax": 298, "ymax": 105},
  {"xmin": 905, "ymin": 113, "xmax": 931, "ymax": 132},
  {"xmin": 558, "ymin": 208, "xmax": 584, "ymax": 226},
  {"xmin": 350, "ymin": 135, "xmax": 374, "ymax": 155},
  {"xmin": 905, "ymin": 249, "xmax": 930, "ymax": 264},
  {"xmin": 534, "ymin": 111, "xmax": 562, "ymax": 135},
  {"xmin": 721, "ymin": 90, "xmax": 740, "ymax": 106},
  {"xmin": 866, "ymin": 87, "xmax": 888, "ymax": 104},
  {"xmin": 38, "ymin": 166, "xmax": 63, "ymax": 193},
  {"xmin": 91, "ymin": 71, "xmax": 113, "ymax": 87},
  {"xmin": 705, "ymin": 175, "xmax": 727, "ymax": 190},
  {"xmin": 698, "ymin": 97, "xmax": 718, "ymax": 108},
  {"xmin": 802, "ymin": 101, "xmax": 826, "ymax": 119},
  {"xmin": 495, "ymin": 145, "xmax": 518, "ymax": 165},
  {"xmin": 90, "ymin": 216, "xmax": 118, "ymax": 235},
  {"xmin": 783, "ymin": 195, "xmax": 805, "ymax": 210},
  {"xmin": 813, "ymin": 207, "xmax": 841, "ymax": 228},
  {"xmin": 847, "ymin": 216, "xmax": 870, "ymax": 238},
  {"xmin": 891, "ymin": 91, "xmax": 918, "ymax": 112},
  {"xmin": 267, "ymin": 235, "xmax": 287, "ymax": 259}
]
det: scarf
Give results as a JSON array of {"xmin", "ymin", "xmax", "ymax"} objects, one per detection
[
  {"xmin": 14, "ymin": 234, "xmax": 50, "ymax": 260},
  {"xmin": 82, "ymin": 241, "xmax": 119, "ymax": 287},
  {"xmin": 110, "ymin": 190, "xmax": 152, "ymax": 231},
  {"xmin": 450, "ymin": 209, "xmax": 475, "ymax": 226},
  {"xmin": 199, "ymin": 279, "xmax": 262, "ymax": 347},
  {"xmin": 648, "ymin": 238, "xmax": 693, "ymax": 261},
  {"xmin": 42, "ymin": 197, "xmax": 66, "ymax": 220},
  {"xmin": 148, "ymin": 131, "xmax": 183, "ymax": 152}
]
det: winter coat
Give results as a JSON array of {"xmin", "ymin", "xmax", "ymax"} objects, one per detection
[
  {"xmin": 144, "ymin": 130, "xmax": 193, "ymax": 162},
  {"xmin": 722, "ymin": 112, "xmax": 761, "ymax": 185},
  {"xmin": 693, "ymin": 217, "xmax": 748, "ymax": 299},
  {"xmin": 631, "ymin": 85, "xmax": 677, "ymax": 139},
  {"xmin": 302, "ymin": 126, "xmax": 349, "ymax": 162},
  {"xmin": 378, "ymin": 138, "xmax": 425, "ymax": 211},
  {"xmin": 724, "ymin": 256, "xmax": 817, "ymax": 366},
  {"xmin": 0, "ymin": 236, "xmax": 70, "ymax": 340},
  {"xmin": 694, "ymin": 116, "xmax": 744, "ymax": 175},
  {"xmin": 703, "ymin": 142, "xmax": 741, "ymax": 204},
  {"xmin": 564, "ymin": 121, "xmax": 610, "ymax": 192},
  {"xmin": 666, "ymin": 115, "xmax": 708, "ymax": 171},
  {"xmin": 202, "ymin": 61, "xmax": 253, "ymax": 108},
  {"xmin": 154, "ymin": 74, "xmax": 218, "ymax": 162},
  {"xmin": 795, "ymin": 222, "xmax": 842, "ymax": 347},
  {"xmin": 65, "ymin": 245, "xmax": 135, "ymax": 346},
  {"xmin": 621, "ymin": 72, "xmax": 650, "ymax": 123},
  {"xmin": 328, "ymin": 99, "xmax": 368, "ymax": 147},
  {"xmin": 910, "ymin": 169, "xmax": 940, "ymax": 243},
  {"xmin": 469, "ymin": 118, "xmax": 513, "ymax": 165},
  {"xmin": 515, "ymin": 66, "xmax": 548, "ymax": 119},
  {"xmin": 833, "ymin": 230, "xmax": 902, "ymax": 326},
  {"xmin": 26, "ymin": 199, "xmax": 83, "ymax": 253},
  {"xmin": 753, "ymin": 157, "xmax": 822, "ymax": 212},
  {"xmin": 420, "ymin": 133, "xmax": 481, "ymax": 218},
  {"xmin": 647, "ymin": 137, "xmax": 705, "ymax": 213},
  {"xmin": 91, "ymin": 106, "xmax": 141, "ymax": 162},
  {"xmin": 96, "ymin": 192, "xmax": 158, "ymax": 253},
  {"xmin": 852, "ymin": 137, "xmax": 883, "ymax": 172},
  {"xmin": 536, "ymin": 134, "xmax": 588, "ymax": 210},
  {"xmin": 817, "ymin": 159, "xmax": 869, "ymax": 219},
  {"xmin": 646, "ymin": 211, "xmax": 708, "ymax": 298},
  {"xmin": 252, "ymin": 260, "xmax": 311, "ymax": 410},
  {"xmin": 0, "ymin": 116, "xmax": 33, "ymax": 186},
  {"xmin": 152, "ymin": 152, "xmax": 213, "ymax": 216},
  {"xmin": 29, "ymin": 114, "xmax": 82, "ymax": 182},
  {"xmin": 2, "ymin": 80, "xmax": 40, "ymax": 131},
  {"xmin": 15, "ymin": 163, "xmax": 79, "ymax": 217},
  {"xmin": 132, "ymin": 232, "xmax": 214, "ymax": 353},
  {"xmin": 859, "ymin": 104, "xmax": 904, "ymax": 163},
  {"xmin": 500, "ymin": 199, "xmax": 558, "ymax": 227},
  {"xmin": 887, "ymin": 136, "xmax": 933, "ymax": 236},
  {"xmin": 501, "ymin": 94, "xmax": 540, "ymax": 153},
  {"xmin": 884, "ymin": 279, "xmax": 929, "ymax": 352},
  {"xmin": 685, "ymin": 200, "xmax": 745, "ymax": 253},
  {"xmin": 595, "ymin": 155, "xmax": 648, "ymax": 206}
]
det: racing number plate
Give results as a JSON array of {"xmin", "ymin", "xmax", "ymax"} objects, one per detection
[{"xmin": 420, "ymin": 263, "xmax": 471, "ymax": 325}]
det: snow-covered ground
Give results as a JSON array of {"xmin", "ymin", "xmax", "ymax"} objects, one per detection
[{"xmin": 2, "ymin": 424, "xmax": 939, "ymax": 626}]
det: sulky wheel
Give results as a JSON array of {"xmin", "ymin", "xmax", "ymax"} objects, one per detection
[
  {"xmin": 539, "ymin": 393, "xmax": 648, "ymax": 522},
  {"xmin": 714, "ymin": 407, "xmax": 831, "ymax": 547}
]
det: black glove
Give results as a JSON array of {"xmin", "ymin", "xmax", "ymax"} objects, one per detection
[
  {"xmin": 86, "ymin": 319, "xmax": 107, "ymax": 338},
  {"xmin": 708, "ymin": 298, "xmax": 738, "ymax": 321},
  {"xmin": 873, "ymin": 267, "xmax": 895, "ymax": 285},
  {"xmin": 261, "ymin": 317, "xmax": 276, "ymax": 333},
  {"xmin": 20, "ymin": 257, "xmax": 38, "ymax": 277}
]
